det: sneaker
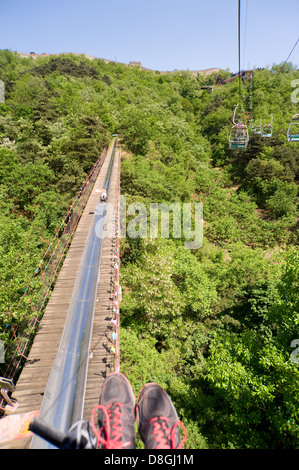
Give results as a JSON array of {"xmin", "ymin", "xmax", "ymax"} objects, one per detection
[
  {"xmin": 136, "ymin": 383, "xmax": 187, "ymax": 449},
  {"xmin": 91, "ymin": 372, "xmax": 136, "ymax": 449}
]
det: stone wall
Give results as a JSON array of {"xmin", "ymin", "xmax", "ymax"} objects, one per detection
[{"xmin": 16, "ymin": 52, "xmax": 221, "ymax": 76}]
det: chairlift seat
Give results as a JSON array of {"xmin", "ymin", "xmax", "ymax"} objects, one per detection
[
  {"xmin": 229, "ymin": 124, "xmax": 249, "ymax": 149},
  {"xmin": 261, "ymin": 115, "xmax": 273, "ymax": 138},
  {"xmin": 288, "ymin": 134, "xmax": 299, "ymax": 141},
  {"xmin": 287, "ymin": 114, "xmax": 299, "ymax": 142},
  {"xmin": 230, "ymin": 142, "xmax": 247, "ymax": 149},
  {"xmin": 229, "ymin": 105, "xmax": 249, "ymax": 149},
  {"xmin": 262, "ymin": 126, "xmax": 272, "ymax": 137}
]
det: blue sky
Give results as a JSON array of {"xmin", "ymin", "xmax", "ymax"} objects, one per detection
[{"xmin": 0, "ymin": 0, "xmax": 298, "ymax": 72}]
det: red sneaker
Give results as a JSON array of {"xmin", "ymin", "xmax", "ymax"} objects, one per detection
[
  {"xmin": 91, "ymin": 372, "xmax": 136, "ymax": 449},
  {"xmin": 136, "ymin": 383, "xmax": 187, "ymax": 449}
]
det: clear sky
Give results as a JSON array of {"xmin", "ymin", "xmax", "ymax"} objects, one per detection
[{"xmin": 0, "ymin": 0, "xmax": 298, "ymax": 72}]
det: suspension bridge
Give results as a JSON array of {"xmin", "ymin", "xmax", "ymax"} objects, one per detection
[{"xmin": 0, "ymin": 139, "xmax": 121, "ymax": 448}]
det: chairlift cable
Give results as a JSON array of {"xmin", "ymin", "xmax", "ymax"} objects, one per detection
[
  {"xmin": 242, "ymin": 0, "xmax": 248, "ymax": 70},
  {"xmin": 277, "ymin": 37, "xmax": 299, "ymax": 76},
  {"xmin": 228, "ymin": 1, "xmax": 249, "ymax": 150},
  {"xmin": 238, "ymin": 0, "xmax": 242, "ymax": 106},
  {"xmin": 283, "ymin": 37, "xmax": 299, "ymax": 67}
]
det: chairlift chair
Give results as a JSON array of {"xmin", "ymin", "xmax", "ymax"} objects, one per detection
[
  {"xmin": 249, "ymin": 120, "xmax": 256, "ymax": 132},
  {"xmin": 287, "ymin": 114, "xmax": 299, "ymax": 142},
  {"xmin": 229, "ymin": 124, "xmax": 249, "ymax": 149},
  {"xmin": 261, "ymin": 114, "xmax": 273, "ymax": 138},
  {"xmin": 229, "ymin": 104, "xmax": 249, "ymax": 149},
  {"xmin": 254, "ymin": 119, "xmax": 262, "ymax": 134}
]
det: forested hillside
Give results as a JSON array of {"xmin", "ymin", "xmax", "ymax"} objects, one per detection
[{"xmin": 0, "ymin": 50, "xmax": 298, "ymax": 448}]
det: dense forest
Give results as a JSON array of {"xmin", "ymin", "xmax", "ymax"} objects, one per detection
[{"xmin": 0, "ymin": 50, "xmax": 298, "ymax": 449}]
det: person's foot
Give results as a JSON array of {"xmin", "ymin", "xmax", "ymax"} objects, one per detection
[
  {"xmin": 136, "ymin": 383, "xmax": 187, "ymax": 449},
  {"xmin": 93, "ymin": 372, "xmax": 136, "ymax": 449}
]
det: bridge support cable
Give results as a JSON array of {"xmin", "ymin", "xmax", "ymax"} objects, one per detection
[{"xmin": 31, "ymin": 139, "xmax": 117, "ymax": 449}]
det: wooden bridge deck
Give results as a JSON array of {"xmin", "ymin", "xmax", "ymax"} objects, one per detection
[{"xmin": 1, "ymin": 142, "xmax": 120, "ymax": 448}]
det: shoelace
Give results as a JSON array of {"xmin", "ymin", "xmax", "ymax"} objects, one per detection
[
  {"xmin": 149, "ymin": 416, "xmax": 187, "ymax": 449},
  {"xmin": 91, "ymin": 403, "xmax": 132, "ymax": 449}
]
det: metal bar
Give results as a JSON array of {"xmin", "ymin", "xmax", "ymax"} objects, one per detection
[{"xmin": 31, "ymin": 140, "xmax": 117, "ymax": 448}]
